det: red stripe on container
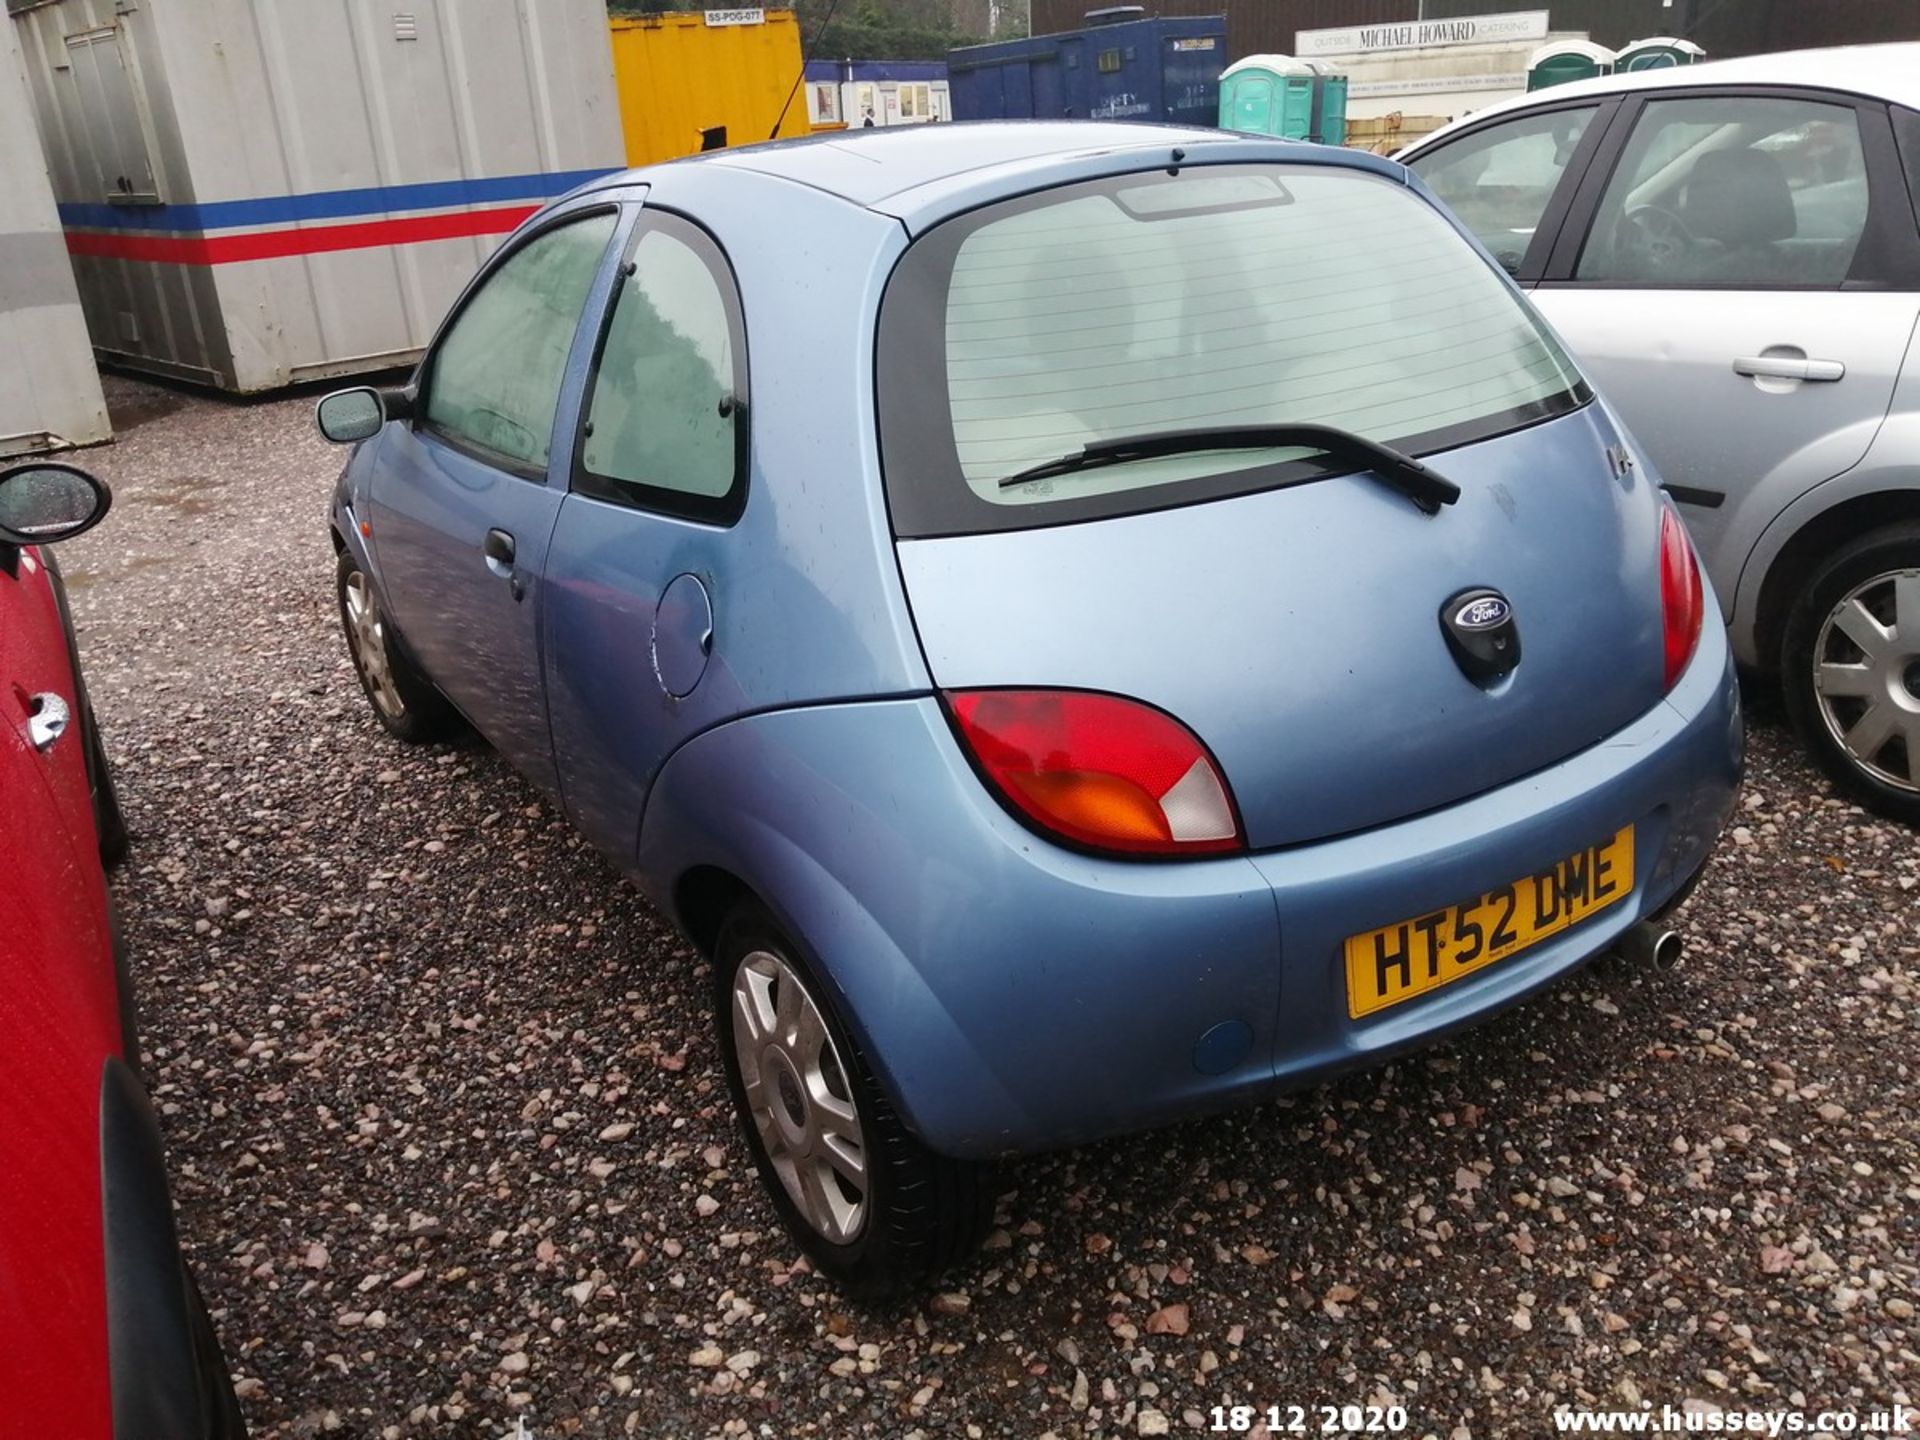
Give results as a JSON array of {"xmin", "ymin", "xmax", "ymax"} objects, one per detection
[{"xmin": 63, "ymin": 204, "xmax": 540, "ymax": 264}]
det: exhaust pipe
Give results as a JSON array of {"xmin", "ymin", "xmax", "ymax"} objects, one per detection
[{"xmin": 1617, "ymin": 921, "xmax": 1684, "ymax": 972}]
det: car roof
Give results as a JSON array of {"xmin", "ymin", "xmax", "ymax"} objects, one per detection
[
  {"xmin": 1406, "ymin": 41, "xmax": 1920, "ymax": 154},
  {"xmin": 581, "ymin": 120, "xmax": 1338, "ymax": 210}
]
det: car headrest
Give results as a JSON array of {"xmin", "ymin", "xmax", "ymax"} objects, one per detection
[{"xmin": 1683, "ymin": 148, "xmax": 1796, "ymax": 245}]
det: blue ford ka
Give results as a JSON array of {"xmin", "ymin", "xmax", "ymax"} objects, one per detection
[{"xmin": 317, "ymin": 123, "xmax": 1743, "ymax": 1295}]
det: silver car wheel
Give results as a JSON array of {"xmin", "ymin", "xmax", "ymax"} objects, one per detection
[
  {"xmin": 342, "ymin": 569, "xmax": 406, "ymax": 719},
  {"xmin": 730, "ymin": 950, "xmax": 868, "ymax": 1244},
  {"xmin": 1811, "ymin": 567, "xmax": 1920, "ymax": 795}
]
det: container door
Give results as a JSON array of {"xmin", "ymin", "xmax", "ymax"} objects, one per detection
[
  {"xmin": 1533, "ymin": 89, "xmax": 1920, "ymax": 602},
  {"xmin": 1029, "ymin": 56, "xmax": 1061, "ymax": 117},
  {"xmin": 542, "ymin": 212, "xmax": 752, "ymax": 861},
  {"xmin": 1161, "ymin": 33, "xmax": 1223, "ymax": 128},
  {"xmin": 1280, "ymin": 76, "xmax": 1313, "ymax": 140},
  {"xmin": 368, "ymin": 210, "xmax": 620, "ymax": 797},
  {"xmin": 1225, "ymin": 76, "xmax": 1273, "ymax": 134},
  {"xmin": 62, "ymin": 25, "xmax": 158, "ymax": 204},
  {"xmin": 1319, "ymin": 77, "xmax": 1348, "ymax": 146}
]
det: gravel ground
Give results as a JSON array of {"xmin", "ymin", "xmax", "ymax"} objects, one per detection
[{"xmin": 56, "ymin": 375, "xmax": 1919, "ymax": 1440}]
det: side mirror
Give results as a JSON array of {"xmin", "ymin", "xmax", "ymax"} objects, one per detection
[
  {"xmin": 315, "ymin": 387, "xmax": 388, "ymax": 444},
  {"xmin": 0, "ymin": 462, "xmax": 111, "ymax": 545}
]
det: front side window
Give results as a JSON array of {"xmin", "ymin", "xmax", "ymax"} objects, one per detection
[
  {"xmin": 877, "ymin": 164, "xmax": 1588, "ymax": 537},
  {"xmin": 575, "ymin": 216, "xmax": 745, "ymax": 521},
  {"xmin": 1575, "ymin": 94, "xmax": 1870, "ymax": 286},
  {"xmin": 1408, "ymin": 105, "xmax": 1598, "ymax": 273},
  {"xmin": 422, "ymin": 211, "xmax": 617, "ymax": 470}
]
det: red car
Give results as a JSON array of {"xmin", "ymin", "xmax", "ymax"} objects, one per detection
[{"xmin": 0, "ymin": 461, "xmax": 245, "ymax": 1436}]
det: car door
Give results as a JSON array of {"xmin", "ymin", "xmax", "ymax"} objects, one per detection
[
  {"xmin": 0, "ymin": 660, "xmax": 122, "ymax": 1440},
  {"xmin": 1405, "ymin": 96, "xmax": 1618, "ymax": 281},
  {"xmin": 368, "ymin": 204, "xmax": 623, "ymax": 797},
  {"xmin": 542, "ymin": 208, "xmax": 751, "ymax": 864},
  {"xmin": 1528, "ymin": 87, "xmax": 1920, "ymax": 611},
  {"xmin": 0, "ymin": 545, "xmax": 107, "ymax": 882},
  {"xmin": 0, "ymin": 541, "xmax": 120, "ymax": 1105}
]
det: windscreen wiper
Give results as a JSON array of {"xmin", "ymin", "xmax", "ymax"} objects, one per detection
[{"xmin": 997, "ymin": 423, "xmax": 1462, "ymax": 515}]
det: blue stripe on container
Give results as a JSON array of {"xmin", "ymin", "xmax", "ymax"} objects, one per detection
[{"xmin": 58, "ymin": 167, "xmax": 625, "ymax": 232}]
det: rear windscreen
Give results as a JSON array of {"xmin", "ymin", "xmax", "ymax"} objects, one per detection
[{"xmin": 876, "ymin": 163, "xmax": 1589, "ymax": 537}]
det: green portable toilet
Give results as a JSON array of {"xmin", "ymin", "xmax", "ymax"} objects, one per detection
[
  {"xmin": 1527, "ymin": 39, "xmax": 1615, "ymax": 91},
  {"xmin": 1615, "ymin": 36, "xmax": 1705, "ymax": 72},
  {"xmin": 1302, "ymin": 59, "xmax": 1348, "ymax": 146},
  {"xmin": 1218, "ymin": 55, "xmax": 1315, "ymax": 140}
]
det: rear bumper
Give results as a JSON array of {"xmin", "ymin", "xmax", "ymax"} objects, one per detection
[
  {"xmin": 639, "ymin": 624, "xmax": 1742, "ymax": 1160},
  {"xmin": 1248, "ymin": 619, "xmax": 1739, "ymax": 1102}
]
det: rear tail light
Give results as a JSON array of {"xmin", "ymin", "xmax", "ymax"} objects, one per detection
[
  {"xmin": 1660, "ymin": 506, "xmax": 1704, "ymax": 690},
  {"xmin": 946, "ymin": 689, "xmax": 1244, "ymax": 857}
]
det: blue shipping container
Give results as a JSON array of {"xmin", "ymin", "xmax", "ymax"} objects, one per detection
[{"xmin": 947, "ymin": 14, "xmax": 1225, "ymax": 127}]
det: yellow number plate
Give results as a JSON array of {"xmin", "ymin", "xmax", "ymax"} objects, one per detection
[{"xmin": 1344, "ymin": 827, "xmax": 1634, "ymax": 1020}]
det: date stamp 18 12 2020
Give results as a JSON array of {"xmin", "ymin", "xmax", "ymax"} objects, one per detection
[{"xmin": 1210, "ymin": 1405, "xmax": 1409, "ymax": 1434}]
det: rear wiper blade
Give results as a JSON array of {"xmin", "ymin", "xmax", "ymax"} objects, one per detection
[{"xmin": 997, "ymin": 423, "xmax": 1462, "ymax": 515}]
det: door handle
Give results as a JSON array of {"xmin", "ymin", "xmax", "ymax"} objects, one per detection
[
  {"xmin": 483, "ymin": 527, "xmax": 516, "ymax": 575},
  {"xmin": 26, "ymin": 692, "xmax": 70, "ymax": 753},
  {"xmin": 1733, "ymin": 355, "xmax": 1845, "ymax": 383},
  {"xmin": 483, "ymin": 528, "xmax": 527, "ymax": 601}
]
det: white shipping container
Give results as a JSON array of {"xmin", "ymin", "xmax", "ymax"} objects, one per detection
[
  {"xmin": 827, "ymin": 78, "xmax": 950, "ymax": 128},
  {"xmin": 11, "ymin": 0, "xmax": 626, "ymax": 392},
  {"xmin": 1, "ymin": 8, "xmax": 107, "ymax": 455}
]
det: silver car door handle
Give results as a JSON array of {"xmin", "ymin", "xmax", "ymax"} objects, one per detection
[
  {"xmin": 26, "ymin": 692, "xmax": 70, "ymax": 752},
  {"xmin": 1733, "ymin": 355, "xmax": 1845, "ymax": 382}
]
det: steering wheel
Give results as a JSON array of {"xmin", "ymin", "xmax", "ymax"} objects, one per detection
[{"xmin": 1615, "ymin": 204, "xmax": 1697, "ymax": 275}]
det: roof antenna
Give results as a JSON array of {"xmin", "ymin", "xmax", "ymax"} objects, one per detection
[{"xmin": 771, "ymin": 0, "xmax": 849, "ymax": 141}]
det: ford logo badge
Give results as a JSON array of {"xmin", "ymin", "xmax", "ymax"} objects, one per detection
[{"xmin": 1454, "ymin": 595, "xmax": 1511, "ymax": 631}]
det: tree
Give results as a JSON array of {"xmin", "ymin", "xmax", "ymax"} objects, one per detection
[{"xmin": 606, "ymin": 0, "xmax": 987, "ymax": 58}]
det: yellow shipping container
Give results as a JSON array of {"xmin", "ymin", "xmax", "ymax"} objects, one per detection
[{"xmin": 608, "ymin": 10, "xmax": 812, "ymax": 168}]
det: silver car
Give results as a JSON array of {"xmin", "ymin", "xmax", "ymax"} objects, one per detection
[{"xmin": 1401, "ymin": 44, "xmax": 1920, "ymax": 823}]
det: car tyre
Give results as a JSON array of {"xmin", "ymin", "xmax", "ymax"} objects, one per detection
[
  {"xmin": 713, "ymin": 900, "xmax": 995, "ymax": 1299},
  {"xmin": 1780, "ymin": 522, "xmax": 1920, "ymax": 825},
  {"xmin": 87, "ymin": 703, "xmax": 131, "ymax": 868},
  {"xmin": 184, "ymin": 1269, "xmax": 249, "ymax": 1438},
  {"xmin": 335, "ymin": 550, "xmax": 460, "ymax": 743}
]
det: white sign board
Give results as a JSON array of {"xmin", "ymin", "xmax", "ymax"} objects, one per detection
[
  {"xmin": 705, "ymin": 7, "xmax": 765, "ymax": 26},
  {"xmin": 1296, "ymin": 10, "xmax": 1549, "ymax": 57}
]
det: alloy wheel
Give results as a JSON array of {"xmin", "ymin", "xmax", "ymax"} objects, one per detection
[
  {"xmin": 730, "ymin": 951, "xmax": 868, "ymax": 1244},
  {"xmin": 1811, "ymin": 567, "xmax": 1920, "ymax": 794},
  {"xmin": 342, "ymin": 569, "xmax": 405, "ymax": 719}
]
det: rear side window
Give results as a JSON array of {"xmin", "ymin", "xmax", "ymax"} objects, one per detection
[
  {"xmin": 1896, "ymin": 106, "xmax": 1920, "ymax": 232},
  {"xmin": 877, "ymin": 164, "xmax": 1588, "ymax": 538},
  {"xmin": 575, "ymin": 214, "xmax": 747, "ymax": 522},
  {"xmin": 422, "ymin": 211, "xmax": 616, "ymax": 472}
]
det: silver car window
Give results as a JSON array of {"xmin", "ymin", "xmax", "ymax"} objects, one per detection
[
  {"xmin": 1408, "ymin": 105, "xmax": 1598, "ymax": 274},
  {"xmin": 1576, "ymin": 95, "xmax": 1869, "ymax": 287}
]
